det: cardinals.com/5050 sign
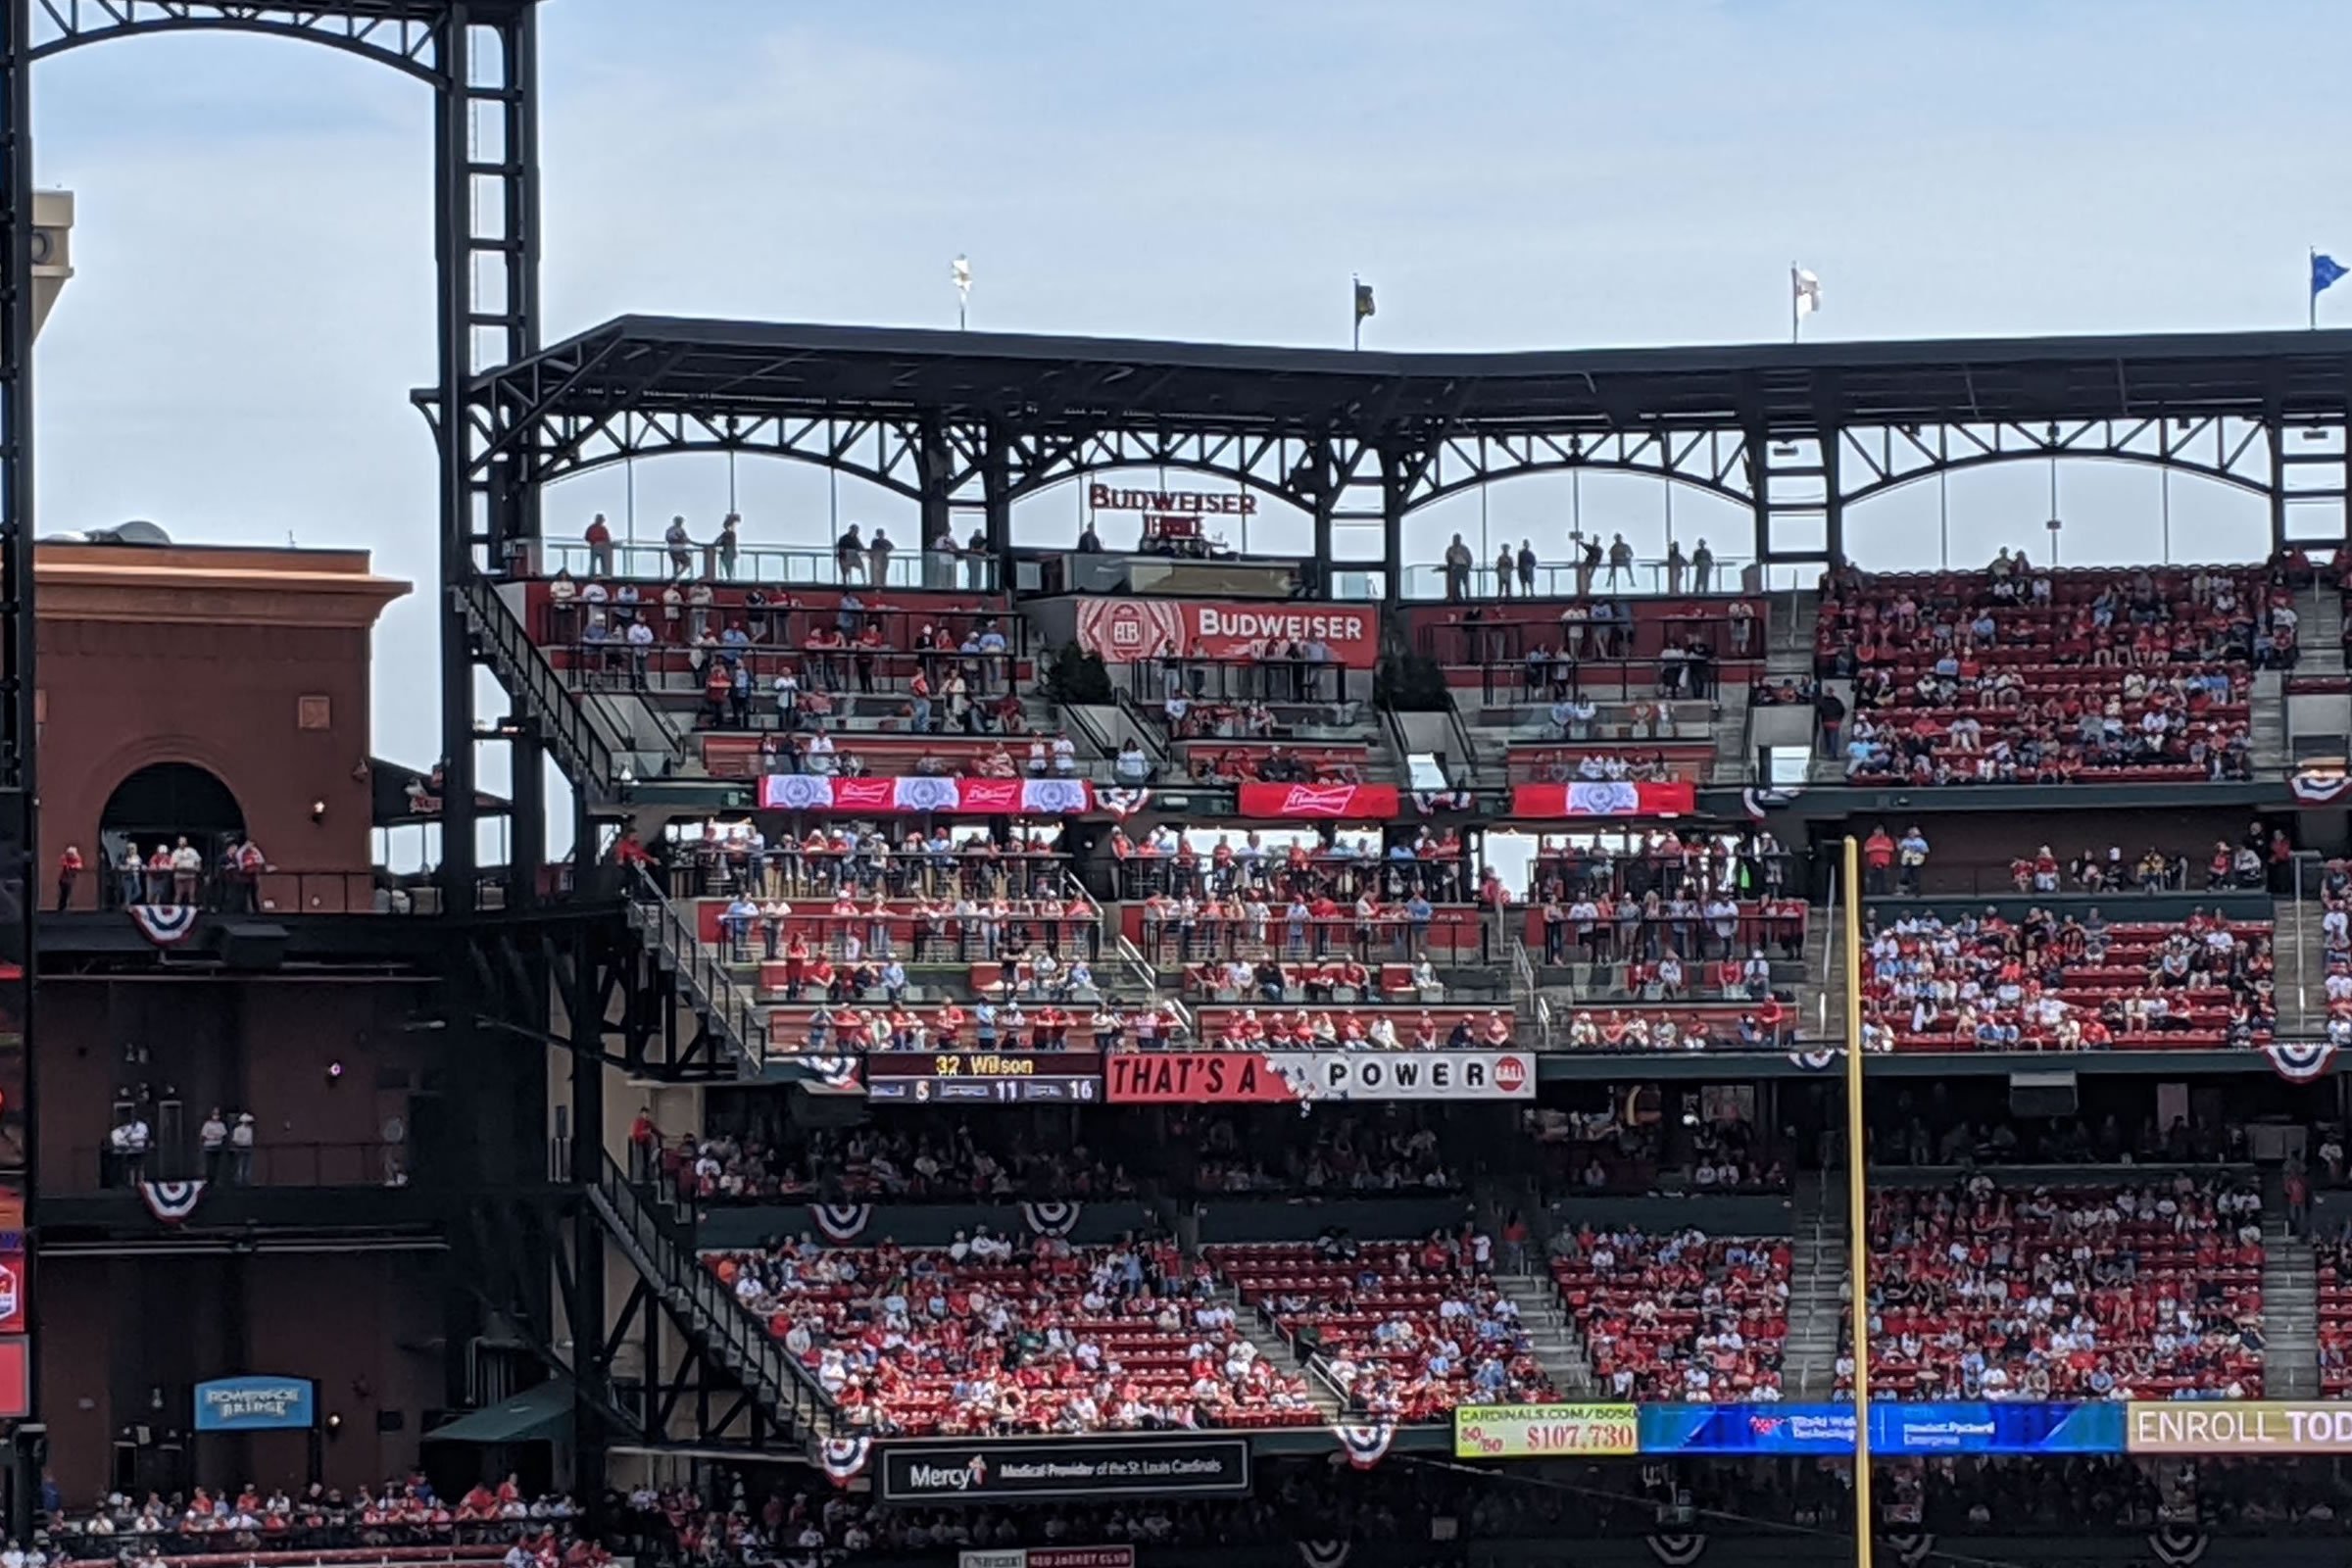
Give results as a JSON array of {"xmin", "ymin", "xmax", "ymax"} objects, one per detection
[
  {"xmin": 878, "ymin": 1437, "xmax": 1251, "ymax": 1504},
  {"xmin": 1072, "ymin": 599, "xmax": 1378, "ymax": 668}
]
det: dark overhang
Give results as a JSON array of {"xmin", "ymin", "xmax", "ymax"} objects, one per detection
[{"xmin": 473, "ymin": 317, "xmax": 2352, "ymax": 435}]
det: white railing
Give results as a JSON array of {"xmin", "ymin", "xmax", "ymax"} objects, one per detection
[{"xmin": 1817, "ymin": 861, "xmax": 1840, "ymax": 1040}]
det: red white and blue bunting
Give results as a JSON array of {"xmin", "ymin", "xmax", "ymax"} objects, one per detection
[
  {"xmin": 1742, "ymin": 786, "xmax": 1801, "ymax": 822},
  {"xmin": 138, "ymin": 1180, "xmax": 208, "ymax": 1225},
  {"xmin": 128, "ymin": 906, "xmax": 200, "ymax": 947},
  {"xmin": 801, "ymin": 1055, "xmax": 863, "ymax": 1095},
  {"xmin": 818, "ymin": 1436, "xmax": 871, "ymax": 1488},
  {"xmin": 1331, "ymin": 1420, "xmax": 1396, "ymax": 1470},
  {"xmin": 2266, "ymin": 1041, "xmax": 2337, "ymax": 1084},
  {"xmin": 758, "ymin": 775, "xmax": 1096, "ymax": 816},
  {"xmin": 2290, "ymin": 766, "xmax": 2352, "ymax": 807},
  {"xmin": 1788, "ymin": 1047, "xmax": 1839, "ymax": 1072},
  {"xmin": 1296, "ymin": 1545, "xmax": 1350, "ymax": 1568},
  {"xmin": 1100, "ymin": 787, "xmax": 1152, "ymax": 820},
  {"xmin": 808, "ymin": 1203, "xmax": 873, "ymax": 1244},
  {"xmin": 1644, "ymin": 1535, "xmax": 1708, "ymax": 1568},
  {"xmin": 1019, "ymin": 1200, "xmax": 1083, "ymax": 1238},
  {"xmin": 2146, "ymin": 1525, "xmax": 2209, "ymax": 1568}
]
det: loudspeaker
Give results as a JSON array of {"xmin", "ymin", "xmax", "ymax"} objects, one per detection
[{"xmin": 215, "ymin": 921, "xmax": 289, "ymax": 970}]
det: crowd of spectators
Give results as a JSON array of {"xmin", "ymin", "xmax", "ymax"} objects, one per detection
[
  {"xmin": 1181, "ymin": 1109, "xmax": 1462, "ymax": 1195},
  {"xmin": 1853, "ymin": 1176, "xmax": 2268, "ymax": 1399},
  {"xmin": 1199, "ymin": 1004, "xmax": 1517, "ymax": 1051},
  {"xmin": 710, "ymin": 1234, "xmax": 1323, "ymax": 1435},
  {"xmin": 659, "ymin": 823, "xmax": 1072, "ymax": 904},
  {"xmin": 652, "ymin": 1118, "xmax": 1134, "ymax": 1204},
  {"xmin": 1558, "ymin": 1006, "xmax": 1791, "ymax": 1051},
  {"xmin": 1527, "ymin": 832, "xmax": 1794, "ymax": 904},
  {"xmin": 1858, "ymin": 907, "xmax": 2275, "ymax": 1053},
  {"xmin": 1215, "ymin": 1228, "xmax": 1545, "ymax": 1422},
  {"xmin": 1816, "ymin": 559, "xmax": 2269, "ymax": 785},
  {"xmin": 55, "ymin": 1479, "xmax": 595, "ymax": 1563},
  {"xmin": 1548, "ymin": 1226, "xmax": 1791, "ymax": 1401},
  {"xmin": 1106, "ymin": 826, "xmax": 1469, "ymax": 903},
  {"xmin": 1535, "ymin": 1103, "xmax": 1791, "ymax": 1195}
]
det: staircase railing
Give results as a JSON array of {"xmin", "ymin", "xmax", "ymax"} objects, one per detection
[
  {"xmin": 456, "ymin": 575, "xmax": 620, "ymax": 794},
  {"xmin": 591, "ymin": 1152, "xmax": 835, "ymax": 1438},
  {"xmin": 625, "ymin": 867, "xmax": 770, "ymax": 1074},
  {"xmin": 1508, "ymin": 937, "xmax": 1552, "ymax": 1047}
]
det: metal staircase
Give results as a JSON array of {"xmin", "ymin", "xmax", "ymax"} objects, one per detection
[
  {"xmin": 624, "ymin": 868, "xmax": 772, "ymax": 1075},
  {"xmin": 456, "ymin": 574, "xmax": 623, "ymax": 797},
  {"xmin": 590, "ymin": 1153, "xmax": 838, "ymax": 1446}
]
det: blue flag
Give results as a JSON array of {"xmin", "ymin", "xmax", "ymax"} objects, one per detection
[{"xmin": 2316, "ymin": 253, "xmax": 2349, "ymax": 297}]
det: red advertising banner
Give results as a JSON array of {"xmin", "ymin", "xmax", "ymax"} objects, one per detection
[
  {"xmin": 1509, "ymin": 779, "xmax": 1695, "ymax": 818},
  {"xmin": 1106, "ymin": 1051, "xmax": 1534, "ymax": 1103},
  {"xmin": 759, "ymin": 775, "xmax": 1095, "ymax": 815},
  {"xmin": 1235, "ymin": 782, "xmax": 1401, "ymax": 819},
  {"xmin": 1074, "ymin": 599, "xmax": 1379, "ymax": 668}
]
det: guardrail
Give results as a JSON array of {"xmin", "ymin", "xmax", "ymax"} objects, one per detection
[
  {"xmin": 73, "ymin": 1140, "xmax": 408, "ymax": 1192},
  {"xmin": 625, "ymin": 867, "xmax": 769, "ymax": 1074},
  {"xmin": 540, "ymin": 539, "xmax": 999, "ymax": 594}
]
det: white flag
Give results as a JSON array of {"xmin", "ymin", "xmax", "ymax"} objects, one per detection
[
  {"xmin": 1792, "ymin": 266, "xmax": 1822, "ymax": 318},
  {"xmin": 952, "ymin": 254, "xmax": 972, "ymax": 299}
]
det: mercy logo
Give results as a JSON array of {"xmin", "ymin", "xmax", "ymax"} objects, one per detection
[{"xmin": 909, "ymin": 1455, "xmax": 989, "ymax": 1492}]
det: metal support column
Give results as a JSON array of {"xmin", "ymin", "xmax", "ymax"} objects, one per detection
[
  {"xmin": 918, "ymin": 418, "xmax": 954, "ymax": 554},
  {"xmin": 1752, "ymin": 416, "xmax": 1839, "ymax": 578},
  {"xmin": 983, "ymin": 418, "xmax": 1013, "ymax": 591},
  {"xmin": 434, "ymin": 2, "xmax": 544, "ymax": 912},
  {"xmin": 0, "ymin": 5, "xmax": 37, "ymax": 1522},
  {"xmin": 566, "ymin": 923, "xmax": 608, "ymax": 1502},
  {"xmin": 1307, "ymin": 437, "xmax": 1336, "ymax": 595},
  {"xmin": 1379, "ymin": 443, "xmax": 1409, "ymax": 607}
]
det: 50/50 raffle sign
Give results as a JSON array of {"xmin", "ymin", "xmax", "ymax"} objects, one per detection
[{"xmin": 1074, "ymin": 600, "xmax": 1379, "ymax": 668}]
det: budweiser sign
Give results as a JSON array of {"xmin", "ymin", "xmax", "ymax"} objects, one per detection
[
  {"xmin": 1074, "ymin": 599, "xmax": 1378, "ymax": 667},
  {"xmin": 1089, "ymin": 483, "xmax": 1255, "ymax": 516}
]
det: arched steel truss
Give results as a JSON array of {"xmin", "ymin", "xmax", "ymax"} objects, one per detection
[
  {"xmin": 482, "ymin": 393, "xmax": 2344, "ymax": 568},
  {"xmin": 28, "ymin": 1, "xmax": 443, "ymax": 79}
]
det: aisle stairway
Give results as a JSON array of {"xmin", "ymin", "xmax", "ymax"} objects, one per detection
[
  {"xmin": 1496, "ymin": 1270, "xmax": 1592, "ymax": 1396},
  {"xmin": 2277, "ymin": 894, "xmax": 2329, "ymax": 1038},
  {"xmin": 2252, "ymin": 669, "xmax": 2289, "ymax": 774},
  {"xmin": 1220, "ymin": 1283, "xmax": 1349, "ymax": 1419},
  {"xmin": 2307, "ymin": 588, "xmax": 2347, "ymax": 673},
  {"xmin": 2263, "ymin": 1226, "xmax": 2320, "ymax": 1398},
  {"xmin": 1783, "ymin": 1170, "xmax": 1848, "ymax": 1399}
]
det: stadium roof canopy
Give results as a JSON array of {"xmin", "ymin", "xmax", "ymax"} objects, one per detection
[{"xmin": 477, "ymin": 317, "xmax": 2352, "ymax": 434}]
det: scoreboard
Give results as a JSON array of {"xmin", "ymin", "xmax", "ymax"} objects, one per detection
[{"xmin": 862, "ymin": 1051, "xmax": 1103, "ymax": 1105}]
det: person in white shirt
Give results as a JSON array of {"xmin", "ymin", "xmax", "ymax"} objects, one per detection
[{"xmin": 1052, "ymin": 733, "xmax": 1077, "ymax": 775}]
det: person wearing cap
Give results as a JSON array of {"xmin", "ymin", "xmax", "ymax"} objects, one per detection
[{"xmin": 229, "ymin": 1111, "xmax": 256, "ymax": 1184}]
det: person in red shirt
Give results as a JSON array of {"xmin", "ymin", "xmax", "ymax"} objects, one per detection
[
  {"xmin": 1863, "ymin": 825, "xmax": 1896, "ymax": 895},
  {"xmin": 54, "ymin": 844, "xmax": 79, "ymax": 911}
]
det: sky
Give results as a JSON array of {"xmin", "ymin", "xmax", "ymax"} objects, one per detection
[{"xmin": 20, "ymin": 0, "xmax": 2352, "ymax": 775}]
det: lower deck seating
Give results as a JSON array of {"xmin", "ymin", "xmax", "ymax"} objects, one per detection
[
  {"xmin": 1211, "ymin": 1239, "xmax": 1548, "ymax": 1420},
  {"xmin": 1854, "ymin": 1181, "xmax": 2266, "ymax": 1399},
  {"xmin": 1549, "ymin": 1228, "xmax": 1792, "ymax": 1402},
  {"xmin": 709, "ymin": 1241, "xmax": 1321, "ymax": 1436}
]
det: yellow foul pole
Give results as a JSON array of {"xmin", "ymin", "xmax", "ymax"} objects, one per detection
[{"xmin": 1843, "ymin": 834, "xmax": 1873, "ymax": 1568}]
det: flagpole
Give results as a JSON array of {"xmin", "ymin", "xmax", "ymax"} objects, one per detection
[
  {"xmin": 1790, "ymin": 264, "xmax": 1800, "ymax": 344},
  {"xmin": 2313, "ymin": 249, "xmax": 2319, "ymax": 331},
  {"xmin": 1352, "ymin": 273, "xmax": 1362, "ymax": 352}
]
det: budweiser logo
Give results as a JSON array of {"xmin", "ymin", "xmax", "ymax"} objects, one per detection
[{"xmin": 1282, "ymin": 785, "xmax": 1359, "ymax": 815}]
